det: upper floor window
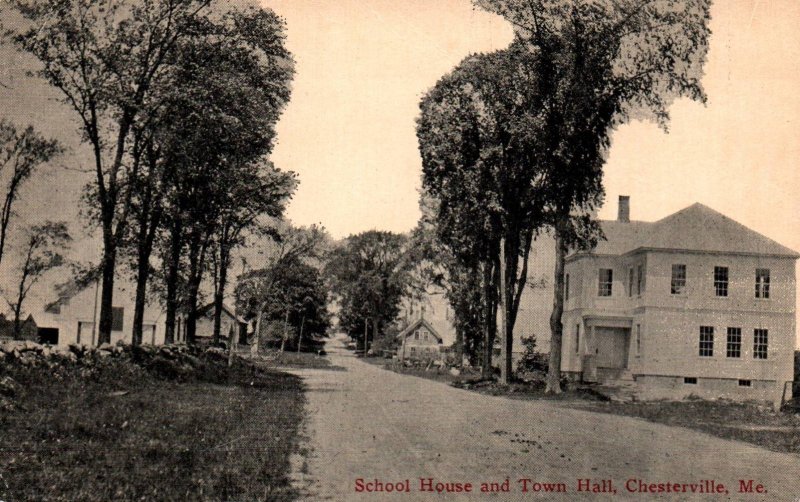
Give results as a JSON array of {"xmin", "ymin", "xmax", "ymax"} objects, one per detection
[
  {"xmin": 111, "ymin": 307, "xmax": 124, "ymax": 332},
  {"xmin": 628, "ymin": 268, "xmax": 634, "ymax": 297},
  {"xmin": 671, "ymin": 264, "xmax": 686, "ymax": 295},
  {"xmin": 753, "ymin": 329, "xmax": 768, "ymax": 359},
  {"xmin": 598, "ymin": 269, "xmax": 613, "ymax": 297},
  {"xmin": 755, "ymin": 268, "xmax": 770, "ymax": 299},
  {"xmin": 565, "ymin": 274, "xmax": 570, "ymax": 301},
  {"xmin": 726, "ymin": 327, "xmax": 741, "ymax": 358},
  {"xmin": 699, "ymin": 326, "xmax": 714, "ymax": 357},
  {"xmin": 636, "ymin": 264, "xmax": 645, "ymax": 295},
  {"xmin": 714, "ymin": 266, "xmax": 728, "ymax": 297},
  {"xmin": 414, "ymin": 329, "xmax": 420, "ymax": 340}
]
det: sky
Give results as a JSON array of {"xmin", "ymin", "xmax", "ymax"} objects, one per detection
[
  {"xmin": 1, "ymin": 0, "xmax": 800, "ymax": 335},
  {"xmin": 255, "ymin": 0, "xmax": 800, "ymax": 247}
]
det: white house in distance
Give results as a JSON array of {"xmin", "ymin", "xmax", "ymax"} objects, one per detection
[
  {"xmin": 396, "ymin": 317, "xmax": 443, "ymax": 362},
  {"xmin": 562, "ymin": 197, "xmax": 798, "ymax": 405}
]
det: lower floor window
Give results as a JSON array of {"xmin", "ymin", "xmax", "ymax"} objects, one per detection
[
  {"xmin": 726, "ymin": 327, "xmax": 741, "ymax": 358},
  {"xmin": 699, "ymin": 326, "xmax": 714, "ymax": 357},
  {"xmin": 684, "ymin": 377, "xmax": 698, "ymax": 385},
  {"xmin": 753, "ymin": 329, "xmax": 768, "ymax": 359},
  {"xmin": 738, "ymin": 379, "xmax": 752, "ymax": 387}
]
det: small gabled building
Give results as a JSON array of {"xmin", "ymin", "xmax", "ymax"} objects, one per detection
[
  {"xmin": 562, "ymin": 197, "xmax": 798, "ymax": 406},
  {"xmin": 396, "ymin": 318, "xmax": 443, "ymax": 361},
  {"xmin": 191, "ymin": 302, "xmax": 247, "ymax": 345}
]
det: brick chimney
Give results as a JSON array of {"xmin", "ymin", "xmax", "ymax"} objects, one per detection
[{"xmin": 618, "ymin": 195, "xmax": 630, "ymax": 223}]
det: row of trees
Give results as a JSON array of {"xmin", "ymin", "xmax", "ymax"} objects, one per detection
[
  {"xmin": 2, "ymin": 0, "xmax": 300, "ymax": 345},
  {"xmin": 415, "ymin": 0, "xmax": 712, "ymax": 392}
]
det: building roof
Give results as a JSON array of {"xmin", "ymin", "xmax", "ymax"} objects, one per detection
[
  {"xmin": 396, "ymin": 318, "xmax": 443, "ymax": 343},
  {"xmin": 197, "ymin": 302, "xmax": 246, "ymax": 323},
  {"xmin": 577, "ymin": 203, "xmax": 799, "ymax": 259}
]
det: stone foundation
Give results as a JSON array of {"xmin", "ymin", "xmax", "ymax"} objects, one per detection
[{"xmin": 634, "ymin": 374, "xmax": 791, "ymax": 408}]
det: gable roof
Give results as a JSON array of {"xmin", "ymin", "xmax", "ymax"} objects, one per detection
[
  {"xmin": 197, "ymin": 302, "xmax": 245, "ymax": 323},
  {"xmin": 396, "ymin": 318, "xmax": 443, "ymax": 343},
  {"xmin": 576, "ymin": 203, "xmax": 799, "ymax": 259}
]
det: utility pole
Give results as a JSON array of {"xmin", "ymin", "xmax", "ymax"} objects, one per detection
[{"xmin": 363, "ymin": 317, "xmax": 369, "ymax": 355}]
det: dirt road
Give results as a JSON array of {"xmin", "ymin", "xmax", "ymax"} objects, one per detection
[{"xmin": 289, "ymin": 335, "xmax": 800, "ymax": 501}]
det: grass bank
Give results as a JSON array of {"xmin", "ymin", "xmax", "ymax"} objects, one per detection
[{"xmin": 0, "ymin": 344, "xmax": 304, "ymax": 502}]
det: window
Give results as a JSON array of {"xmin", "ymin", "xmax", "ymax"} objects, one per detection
[
  {"xmin": 671, "ymin": 264, "xmax": 686, "ymax": 295},
  {"xmin": 755, "ymin": 268, "xmax": 770, "ymax": 299},
  {"xmin": 738, "ymin": 379, "xmax": 752, "ymax": 387},
  {"xmin": 111, "ymin": 307, "xmax": 124, "ymax": 332},
  {"xmin": 421, "ymin": 329, "xmax": 428, "ymax": 341},
  {"xmin": 636, "ymin": 264, "xmax": 644, "ymax": 295},
  {"xmin": 635, "ymin": 324, "xmax": 641, "ymax": 356},
  {"xmin": 598, "ymin": 269, "xmax": 613, "ymax": 297},
  {"xmin": 699, "ymin": 326, "xmax": 714, "ymax": 357},
  {"xmin": 714, "ymin": 266, "xmax": 728, "ymax": 297},
  {"xmin": 684, "ymin": 377, "xmax": 697, "ymax": 385},
  {"xmin": 414, "ymin": 329, "xmax": 420, "ymax": 340},
  {"xmin": 628, "ymin": 268, "xmax": 634, "ymax": 297},
  {"xmin": 726, "ymin": 328, "xmax": 741, "ymax": 358},
  {"xmin": 753, "ymin": 329, "xmax": 768, "ymax": 359},
  {"xmin": 575, "ymin": 324, "xmax": 580, "ymax": 354},
  {"xmin": 565, "ymin": 274, "xmax": 570, "ymax": 301}
]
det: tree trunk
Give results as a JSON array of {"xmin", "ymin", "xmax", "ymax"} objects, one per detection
[
  {"xmin": 297, "ymin": 316, "xmax": 305, "ymax": 353},
  {"xmin": 546, "ymin": 215, "xmax": 569, "ymax": 394},
  {"xmin": 499, "ymin": 238, "xmax": 511, "ymax": 384},
  {"xmin": 164, "ymin": 219, "xmax": 182, "ymax": 345},
  {"xmin": 227, "ymin": 322, "xmax": 239, "ymax": 367},
  {"xmin": 280, "ymin": 309, "xmax": 289, "ymax": 352},
  {"xmin": 252, "ymin": 305, "xmax": 266, "ymax": 355},
  {"xmin": 371, "ymin": 317, "xmax": 379, "ymax": 354},
  {"xmin": 212, "ymin": 244, "xmax": 229, "ymax": 346},
  {"xmin": 97, "ymin": 241, "xmax": 117, "ymax": 345},
  {"xmin": 185, "ymin": 234, "xmax": 209, "ymax": 345},
  {"xmin": 480, "ymin": 260, "xmax": 496, "ymax": 380},
  {"xmin": 11, "ymin": 303, "xmax": 22, "ymax": 341},
  {"xmin": 132, "ymin": 258, "xmax": 148, "ymax": 346},
  {"xmin": 454, "ymin": 327, "xmax": 464, "ymax": 368}
]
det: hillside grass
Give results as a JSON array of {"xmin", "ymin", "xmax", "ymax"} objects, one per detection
[{"xmin": 0, "ymin": 352, "xmax": 304, "ymax": 501}]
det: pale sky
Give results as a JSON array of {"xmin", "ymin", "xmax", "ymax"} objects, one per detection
[{"xmin": 260, "ymin": 0, "xmax": 800, "ymax": 251}]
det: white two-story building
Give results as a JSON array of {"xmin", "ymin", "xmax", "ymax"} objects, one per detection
[{"xmin": 562, "ymin": 197, "xmax": 798, "ymax": 405}]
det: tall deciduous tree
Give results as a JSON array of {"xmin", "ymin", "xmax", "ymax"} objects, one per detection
[
  {"xmin": 325, "ymin": 231, "xmax": 412, "ymax": 351},
  {"xmin": 235, "ymin": 224, "xmax": 329, "ymax": 353},
  {"xmin": 417, "ymin": 46, "xmax": 549, "ymax": 380},
  {"xmin": 5, "ymin": 221, "xmax": 71, "ymax": 339},
  {"xmin": 210, "ymin": 161, "xmax": 297, "ymax": 346},
  {"xmin": 474, "ymin": 0, "xmax": 712, "ymax": 392},
  {"xmin": 8, "ymin": 0, "xmax": 214, "ymax": 344},
  {"xmin": 0, "ymin": 120, "xmax": 62, "ymax": 267},
  {"xmin": 152, "ymin": 5, "xmax": 295, "ymax": 345}
]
